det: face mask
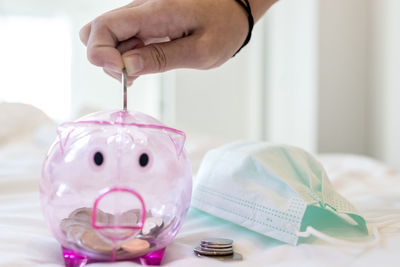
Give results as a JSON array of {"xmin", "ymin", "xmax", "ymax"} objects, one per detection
[{"xmin": 192, "ymin": 141, "xmax": 378, "ymax": 246}]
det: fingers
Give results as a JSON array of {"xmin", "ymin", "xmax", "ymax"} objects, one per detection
[
  {"xmin": 122, "ymin": 35, "xmax": 213, "ymax": 76},
  {"xmin": 117, "ymin": 37, "xmax": 145, "ymax": 54},
  {"xmin": 102, "ymin": 37, "xmax": 143, "ymax": 84},
  {"xmin": 86, "ymin": 24, "xmax": 123, "ymax": 73},
  {"xmin": 103, "ymin": 68, "xmax": 137, "ymax": 87},
  {"xmin": 79, "ymin": 0, "xmax": 145, "ymax": 46},
  {"xmin": 83, "ymin": 8, "xmax": 147, "ymax": 73},
  {"xmin": 79, "ymin": 23, "xmax": 91, "ymax": 45},
  {"xmin": 79, "ymin": 0, "xmax": 218, "ymax": 78}
]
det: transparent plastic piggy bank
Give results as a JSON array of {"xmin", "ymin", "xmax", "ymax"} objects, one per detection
[{"xmin": 40, "ymin": 110, "xmax": 192, "ymax": 266}]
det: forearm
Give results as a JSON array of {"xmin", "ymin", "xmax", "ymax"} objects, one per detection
[{"xmin": 248, "ymin": 0, "xmax": 278, "ymax": 22}]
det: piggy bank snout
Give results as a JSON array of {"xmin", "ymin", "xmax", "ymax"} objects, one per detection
[{"xmin": 92, "ymin": 187, "xmax": 146, "ymax": 240}]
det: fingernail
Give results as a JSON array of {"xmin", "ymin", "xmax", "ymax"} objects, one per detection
[
  {"xmin": 104, "ymin": 63, "xmax": 122, "ymax": 74},
  {"xmin": 124, "ymin": 54, "xmax": 144, "ymax": 75}
]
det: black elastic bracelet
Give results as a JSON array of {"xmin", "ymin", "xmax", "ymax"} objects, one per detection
[{"xmin": 233, "ymin": 0, "xmax": 254, "ymax": 56}]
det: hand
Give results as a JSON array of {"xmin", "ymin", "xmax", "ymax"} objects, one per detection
[{"xmin": 79, "ymin": 0, "xmax": 249, "ymax": 86}]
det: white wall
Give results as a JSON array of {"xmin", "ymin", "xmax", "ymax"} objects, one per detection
[
  {"xmin": 367, "ymin": 0, "xmax": 400, "ymax": 169},
  {"xmin": 171, "ymin": 0, "xmax": 320, "ymax": 153},
  {"xmin": 170, "ymin": 0, "xmax": 400, "ymax": 171},
  {"xmin": 0, "ymin": 0, "xmax": 162, "ymax": 120},
  {"xmin": 317, "ymin": 0, "xmax": 369, "ymax": 154},
  {"xmin": 170, "ymin": 21, "xmax": 267, "ymax": 141},
  {"xmin": 263, "ymin": 0, "xmax": 318, "ymax": 152},
  {"xmin": 173, "ymin": 56, "xmax": 250, "ymax": 140}
]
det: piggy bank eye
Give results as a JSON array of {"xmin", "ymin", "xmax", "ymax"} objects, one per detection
[
  {"xmin": 93, "ymin": 151, "xmax": 104, "ymax": 166},
  {"xmin": 139, "ymin": 153, "xmax": 149, "ymax": 167}
]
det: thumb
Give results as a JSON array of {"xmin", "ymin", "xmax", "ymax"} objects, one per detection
[{"xmin": 122, "ymin": 36, "xmax": 207, "ymax": 75}]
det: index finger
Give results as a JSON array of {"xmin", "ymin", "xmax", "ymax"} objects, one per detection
[
  {"xmin": 80, "ymin": 0, "xmax": 145, "ymax": 46},
  {"xmin": 86, "ymin": 8, "xmax": 144, "ymax": 71}
]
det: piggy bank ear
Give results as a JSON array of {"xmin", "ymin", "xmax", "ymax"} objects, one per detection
[
  {"xmin": 56, "ymin": 124, "xmax": 75, "ymax": 155},
  {"xmin": 165, "ymin": 128, "xmax": 186, "ymax": 158}
]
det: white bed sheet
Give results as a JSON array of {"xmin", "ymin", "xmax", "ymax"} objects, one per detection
[{"xmin": 1, "ymin": 119, "xmax": 400, "ymax": 267}]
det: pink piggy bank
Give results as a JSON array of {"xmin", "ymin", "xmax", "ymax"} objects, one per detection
[{"xmin": 40, "ymin": 110, "xmax": 192, "ymax": 266}]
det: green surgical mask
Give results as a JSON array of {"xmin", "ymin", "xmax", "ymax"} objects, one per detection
[{"xmin": 192, "ymin": 141, "xmax": 375, "ymax": 246}]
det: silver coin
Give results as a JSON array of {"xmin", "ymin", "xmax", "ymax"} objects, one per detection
[
  {"xmin": 141, "ymin": 217, "xmax": 164, "ymax": 236},
  {"xmin": 119, "ymin": 209, "xmax": 141, "ymax": 225},
  {"xmin": 194, "ymin": 251, "xmax": 243, "ymax": 261},
  {"xmin": 68, "ymin": 207, "xmax": 92, "ymax": 223},
  {"xmin": 60, "ymin": 218, "xmax": 79, "ymax": 233},
  {"xmin": 199, "ymin": 246, "xmax": 233, "ymax": 253},
  {"xmin": 69, "ymin": 207, "xmax": 112, "ymax": 225},
  {"xmin": 66, "ymin": 224, "xmax": 88, "ymax": 245},
  {"xmin": 200, "ymin": 238, "xmax": 233, "ymax": 246},
  {"xmin": 94, "ymin": 210, "xmax": 113, "ymax": 225},
  {"xmin": 194, "ymin": 246, "xmax": 233, "ymax": 256},
  {"xmin": 201, "ymin": 243, "xmax": 233, "ymax": 249}
]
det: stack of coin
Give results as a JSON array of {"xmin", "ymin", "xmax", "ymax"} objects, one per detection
[{"xmin": 193, "ymin": 238, "xmax": 242, "ymax": 261}]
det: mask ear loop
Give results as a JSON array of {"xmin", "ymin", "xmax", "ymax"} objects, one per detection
[
  {"xmin": 366, "ymin": 213, "xmax": 400, "ymax": 224},
  {"xmin": 363, "ymin": 208, "xmax": 400, "ymax": 218},
  {"xmin": 363, "ymin": 210, "xmax": 400, "ymax": 234},
  {"xmin": 367, "ymin": 214, "xmax": 400, "ymax": 234},
  {"xmin": 297, "ymin": 225, "xmax": 381, "ymax": 249},
  {"xmin": 297, "ymin": 212, "xmax": 400, "ymax": 248}
]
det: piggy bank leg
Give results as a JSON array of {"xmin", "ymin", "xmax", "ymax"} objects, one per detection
[
  {"xmin": 62, "ymin": 246, "xmax": 88, "ymax": 267},
  {"xmin": 61, "ymin": 246, "xmax": 166, "ymax": 266},
  {"xmin": 138, "ymin": 247, "xmax": 166, "ymax": 265}
]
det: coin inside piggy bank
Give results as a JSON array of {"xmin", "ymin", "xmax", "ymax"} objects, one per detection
[{"xmin": 40, "ymin": 110, "xmax": 193, "ymax": 266}]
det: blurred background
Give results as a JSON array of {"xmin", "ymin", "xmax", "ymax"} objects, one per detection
[{"xmin": 0, "ymin": 0, "xmax": 399, "ymax": 169}]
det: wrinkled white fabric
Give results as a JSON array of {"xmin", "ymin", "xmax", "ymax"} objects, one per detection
[{"xmin": 2, "ymin": 136, "xmax": 400, "ymax": 266}]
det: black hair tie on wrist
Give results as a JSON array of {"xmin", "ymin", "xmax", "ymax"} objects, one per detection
[{"xmin": 233, "ymin": 0, "xmax": 254, "ymax": 56}]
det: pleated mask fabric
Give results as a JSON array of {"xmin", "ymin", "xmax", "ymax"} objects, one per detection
[{"xmin": 192, "ymin": 141, "xmax": 368, "ymax": 245}]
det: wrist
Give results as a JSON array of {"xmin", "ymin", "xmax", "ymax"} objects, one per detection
[
  {"xmin": 248, "ymin": 0, "xmax": 278, "ymax": 22},
  {"xmin": 232, "ymin": 0, "xmax": 254, "ymax": 56}
]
